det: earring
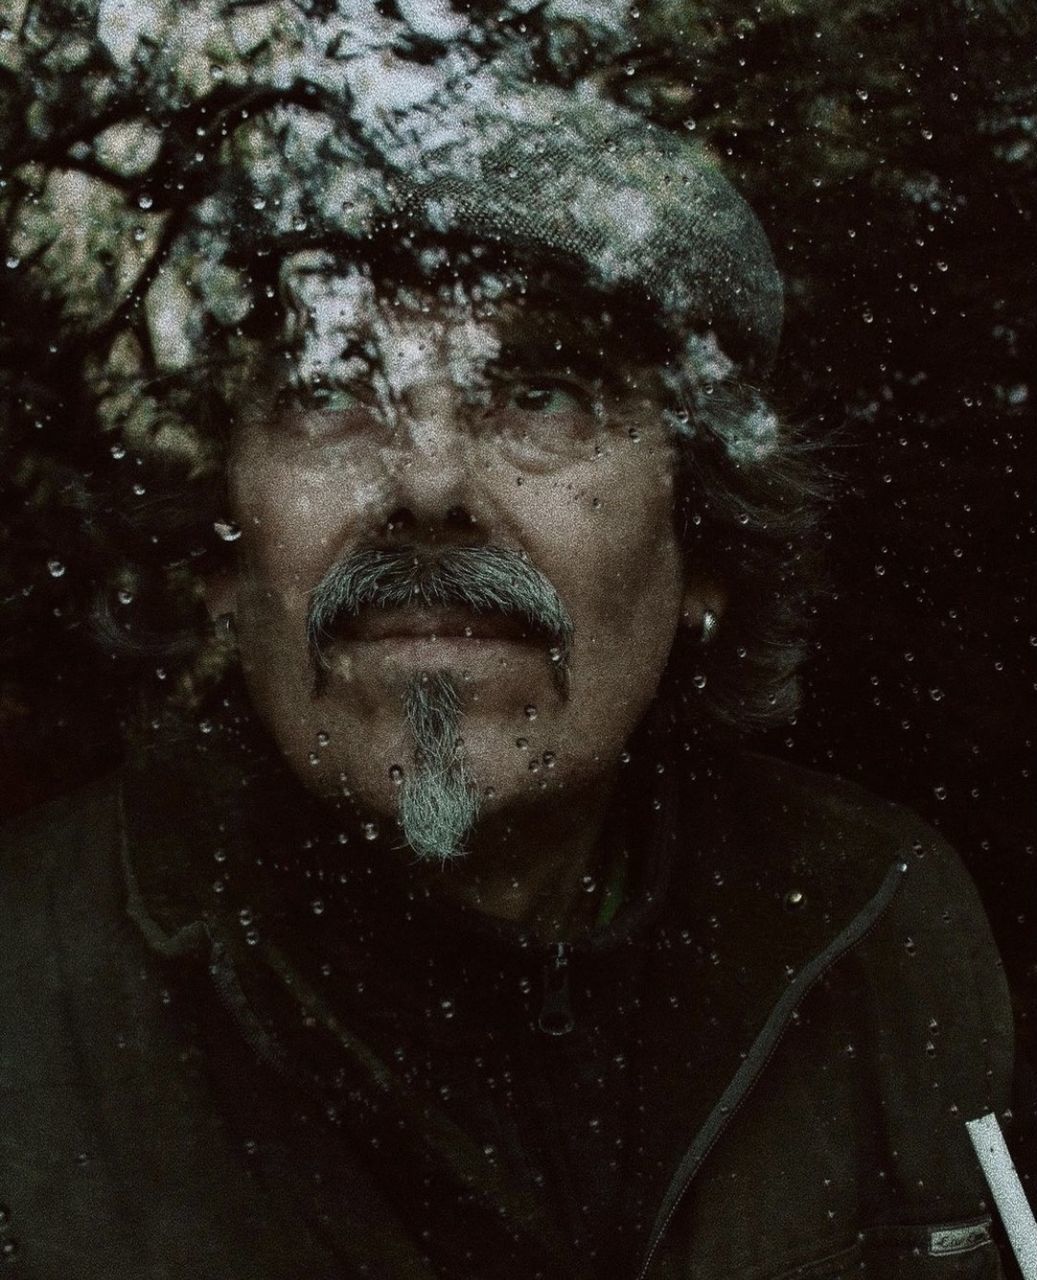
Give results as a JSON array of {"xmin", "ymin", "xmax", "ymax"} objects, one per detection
[{"xmin": 699, "ymin": 609, "xmax": 718, "ymax": 646}]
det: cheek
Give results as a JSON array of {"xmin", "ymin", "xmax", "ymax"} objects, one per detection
[
  {"xmin": 229, "ymin": 448, "xmax": 387, "ymax": 595},
  {"xmin": 517, "ymin": 446, "xmax": 682, "ymax": 635}
]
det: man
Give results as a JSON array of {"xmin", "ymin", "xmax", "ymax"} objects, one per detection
[{"xmin": 0, "ymin": 27, "xmax": 1019, "ymax": 1280}]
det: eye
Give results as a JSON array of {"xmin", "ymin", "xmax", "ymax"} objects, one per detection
[
  {"xmin": 291, "ymin": 383, "xmax": 365, "ymax": 412},
  {"xmin": 274, "ymin": 380, "xmax": 383, "ymax": 444},
  {"xmin": 502, "ymin": 378, "xmax": 590, "ymax": 415}
]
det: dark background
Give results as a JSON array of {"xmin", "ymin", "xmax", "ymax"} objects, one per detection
[{"xmin": 2, "ymin": 0, "xmax": 1034, "ymax": 1182}]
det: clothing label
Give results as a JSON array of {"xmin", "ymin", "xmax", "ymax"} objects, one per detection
[{"xmin": 928, "ymin": 1222, "xmax": 992, "ymax": 1256}]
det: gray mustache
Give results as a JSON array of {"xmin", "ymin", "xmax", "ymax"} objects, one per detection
[{"xmin": 307, "ymin": 545, "xmax": 574, "ymax": 691}]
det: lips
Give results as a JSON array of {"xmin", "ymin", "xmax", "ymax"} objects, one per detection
[{"xmin": 339, "ymin": 608, "xmax": 542, "ymax": 645}]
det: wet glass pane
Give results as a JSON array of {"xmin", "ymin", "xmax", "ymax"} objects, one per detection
[{"xmin": 1, "ymin": 2, "xmax": 1034, "ymax": 1276}]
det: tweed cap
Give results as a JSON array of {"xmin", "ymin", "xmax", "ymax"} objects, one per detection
[
  {"xmin": 392, "ymin": 94, "xmax": 783, "ymax": 373},
  {"xmin": 3, "ymin": 36, "xmax": 782, "ymax": 407}
]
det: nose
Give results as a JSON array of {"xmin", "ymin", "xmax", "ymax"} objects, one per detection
[{"xmin": 381, "ymin": 382, "xmax": 485, "ymax": 541}]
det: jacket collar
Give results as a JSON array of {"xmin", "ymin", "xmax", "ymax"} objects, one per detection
[{"xmin": 119, "ymin": 712, "xmax": 695, "ymax": 1048}]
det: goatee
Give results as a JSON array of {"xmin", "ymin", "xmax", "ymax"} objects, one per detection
[{"xmin": 399, "ymin": 671, "xmax": 480, "ymax": 862}]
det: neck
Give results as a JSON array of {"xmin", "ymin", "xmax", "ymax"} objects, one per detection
[{"xmin": 407, "ymin": 773, "xmax": 621, "ymax": 944}]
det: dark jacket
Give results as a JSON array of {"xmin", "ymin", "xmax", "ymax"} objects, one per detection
[{"xmin": 0, "ymin": 749, "xmax": 1016, "ymax": 1279}]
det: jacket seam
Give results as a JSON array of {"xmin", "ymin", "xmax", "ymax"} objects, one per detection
[{"xmin": 636, "ymin": 857, "xmax": 909, "ymax": 1280}]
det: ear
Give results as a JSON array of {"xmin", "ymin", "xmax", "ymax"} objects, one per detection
[
  {"xmin": 678, "ymin": 573, "xmax": 727, "ymax": 635},
  {"xmin": 200, "ymin": 567, "xmax": 238, "ymax": 625}
]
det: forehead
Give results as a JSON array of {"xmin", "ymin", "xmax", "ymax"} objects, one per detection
[{"xmin": 278, "ymin": 252, "xmax": 676, "ymax": 383}]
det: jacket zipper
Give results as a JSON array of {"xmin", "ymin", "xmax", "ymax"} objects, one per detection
[
  {"xmin": 539, "ymin": 942, "xmax": 575, "ymax": 1036},
  {"xmin": 634, "ymin": 859, "xmax": 909, "ymax": 1280}
]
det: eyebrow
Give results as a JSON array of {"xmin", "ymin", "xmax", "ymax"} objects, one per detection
[
  {"xmin": 494, "ymin": 332, "xmax": 613, "ymax": 383},
  {"xmin": 494, "ymin": 304, "xmax": 673, "ymax": 394},
  {"xmin": 489, "ymin": 307, "xmax": 627, "ymax": 381}
]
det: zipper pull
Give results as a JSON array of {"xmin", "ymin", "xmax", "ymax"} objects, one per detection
[{"xmin": 538, "ymin": 943, "xmax": 574, "ymax": 1036}]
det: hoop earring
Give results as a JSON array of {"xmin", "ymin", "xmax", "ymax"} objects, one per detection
[{"xmin": 699, "ymin": 609, "xmax": 718, "ymax": 646}]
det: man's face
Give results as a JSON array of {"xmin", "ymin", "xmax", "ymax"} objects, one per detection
[{"xmin": 219, "ymin": 272, "xmax": 699, "ymax": 855}]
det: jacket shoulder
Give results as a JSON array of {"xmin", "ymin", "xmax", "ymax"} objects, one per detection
[
  {"xmin": 0, "ymin": 775, "xmax": 135, "ymax": 1090},
  {"xmin": 742, "ymin": 753, "xmax": 1012, "ymax": 1111},
  {"xmin": 730, "ymin": 753, "xmax": 1008, "ymax": 1003},
  {"xmin": 0, "ymin": 775, "xmax": 124, "ymax": 954},
  {"xmin": 0, "ymin": 772, "xmax": 122, "ymax": 862},
  {"xmin": 734, "ymin": 750, "xmax": 943, "ymax": 855}
]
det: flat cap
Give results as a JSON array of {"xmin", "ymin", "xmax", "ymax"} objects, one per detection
[{"xmin": 394, "ymin": 92, "xmax": 783, "ymax": 373}]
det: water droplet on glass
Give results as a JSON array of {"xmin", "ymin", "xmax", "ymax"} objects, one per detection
[
  {"xmin": 933, "ymin": 784, "xmax": 947, "ymax": 801},
  {"xmin": 214, "ymin": 520, "xmax": 241, "ymax": 542},
  {"xmin": 137, "ymin": 193, "xmax": 153, "ymax": 209},
  {"xmin": 580, "ymin": 874, "xmax": 596, "ymax": 893},
  {"xmin": 117, "ymin": 589, "xmax": 134, "ymax": 605},
  {"xmin": 515, "ymin": 737, "xmax": 529, "ymax": 750},
  {"xmin": 311, "ymin": 898, "xmax": 325, "ymax": 916},
  {"xmin": 362, "ymin": 821, "xmax": 379, "ymax": 841},
  {"xmin": 110, "ymin": 443, "xmax": 126, "ymax": 459},
  {"xmin": 542, "ymin": 751, "xmax": 556, "ymax": 769},
  {"xmin": 5, "ymin": 255, "xmax": 20, "ymax": 270},
  {"xmin": 524, "ymin": 705, "xmax": 538, "ymax": 720},
  {"xmin": 46, "ymin": 558, "xmax": 65, "ymax": 577},
  {"xmin": 784, "ymin": 889, "xmax": 805, "ymax": 911},
  {"xmin": 692, "ymin": 673, "xmax": 707, "ymax": 689},
  {"xmin": 389, "ymin": 764, "xmax": 404, "ymax": 785}
]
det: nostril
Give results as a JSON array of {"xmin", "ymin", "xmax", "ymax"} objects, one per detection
[
  {"xmin": 446, "ymin": 506, "xmax": 476, "ymax": 529},
  {"xmin": 383, "ymin": 505, "xmax": 480, "ymax": 542},
  {"xmin": 386, "ymin": 507, "xmax": 415, "ymax": 536}
]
